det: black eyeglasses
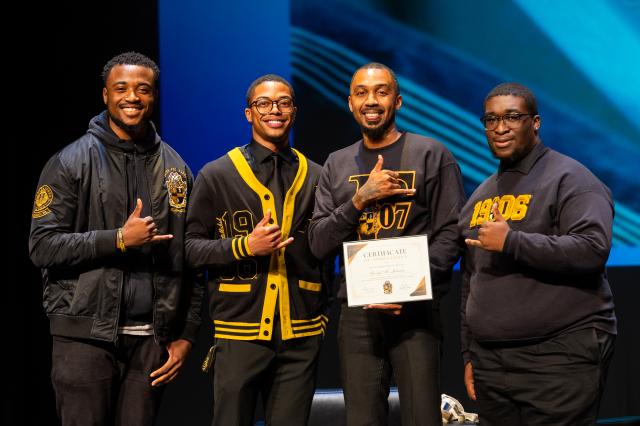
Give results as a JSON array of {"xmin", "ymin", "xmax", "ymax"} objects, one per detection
[
  {"xmin": 250, "ymin": 97, "xmax": 295, "ymax": 115},
  {"xmin": 480, "ymin": 113, "xmax": 532, "ymax": 130}
]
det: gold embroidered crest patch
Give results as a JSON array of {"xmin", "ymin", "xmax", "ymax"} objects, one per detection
[
  {"xmin": 357, "ymin": 205, "xmax": 381, "ymax": 239},
  {"xmin": 165, "ymin": 169, "xmax": 187, "ymax": 214},
  {"xmin": 32, "ymin": 185, "xmax": 53, "ymax": 218}
]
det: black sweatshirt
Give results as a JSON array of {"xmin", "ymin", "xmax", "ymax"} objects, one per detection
[
  {"xmin": 459, "ymin": 142, "xmax": 617, "ymax": 362},
  {"xmin": 309, "ymin": 132, "xmax": 465, "ymax": 302}
]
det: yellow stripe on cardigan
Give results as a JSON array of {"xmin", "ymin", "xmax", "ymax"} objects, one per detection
[
  {"xmin": 214, "ymin": 319, "xmax": 260, "ymax": 327},
  {"xmin": 298, "ymin": 280, "xmax": 321, "ymax": 292},
  {"xmin": 236, "ymin": 237, "xmax": 246, "ymax": 257},
  {"xmin": 231, "ymin": 237, "xmax": 241, "ymax": 260},
  {"xmin": 292, "ymin": 323, "xmax": 324, "ymax": 331},
  {"xmin": 291, "ymin": 328, "xmax": 326, "ymax": 338},
  {"xmin": 214, "ymin": 326, "xmax": 260, "ymax": 334},
  {"xmin": 292, "ymin": 314, "xmax": 327, "ymax": 324},
  {"xmin": 242, "ymin": 236, "xmax": 253, "ymax": 256},
  {"xmin": 227, "ymin": 147, "xmax": 310, "ymax": 341},
  {"xmin": 274, "ymin": 148, "xmax": 308, "ymax": 339},
  {"xmin": 214, "ymin": 333, "xmax": 260, "ymax": 340},
  {"xmin": 218, "ymin": 283, "xmax": 251, "ymax": 293}
]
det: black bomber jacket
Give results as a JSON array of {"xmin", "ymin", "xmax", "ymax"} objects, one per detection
[{"xmin": 29, "ymin": 112, "xmax": 203, "ymax": 345}]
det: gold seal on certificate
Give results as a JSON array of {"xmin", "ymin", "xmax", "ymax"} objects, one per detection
[{"xmin": 343, "ymin": 235, "xmax": 432, "ymax": 307}]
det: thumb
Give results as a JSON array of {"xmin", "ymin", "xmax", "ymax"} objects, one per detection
[
  {"xmin": 372, "ymin": 155, "xmax": 384, "ymax": 173},
  {"xmin": 257, "ymin": 209, "xmax": 271, "ymax": 227},
  {"xmin": 492, "ymin": 202, "xmax": 505, "ymax": 222},
  {"xmin": 130, "ymin": 198, "xmax": 143, "ymax": 219}
]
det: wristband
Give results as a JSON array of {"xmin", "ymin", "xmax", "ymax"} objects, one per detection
[{"xmin": 117, "ymin": 228, "xmax": 127, "ymax": 253}]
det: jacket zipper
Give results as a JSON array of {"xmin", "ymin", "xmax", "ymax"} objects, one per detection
[{"xmin": 113, "ymin": 151, "xmax": 130, "ymax": 345}]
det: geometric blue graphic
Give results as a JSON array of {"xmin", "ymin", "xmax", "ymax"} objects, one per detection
[{"xmin": 291, "ymin": 0, "xmax": 640, "ymax": 263}]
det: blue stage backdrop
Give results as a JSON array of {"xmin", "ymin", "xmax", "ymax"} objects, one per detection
[
  {"xmin": 158, "ymin": 0, "xmax": 292, "ymax": 171},
  {"xmin": 160, "ymin": 0, "xmax": 639, "ymax": 266}
]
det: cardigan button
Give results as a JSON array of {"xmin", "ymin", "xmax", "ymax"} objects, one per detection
[
  {"xmin": 263, "ymin": 330, "xmax": 269, "ymax": 336},
  {"xmin": 270, "ymin": 283, "xmax": 276, "ymax": 290},
  {"xmin": 264, "ymin": 318, "xmax": 271, "ymax": 324}
]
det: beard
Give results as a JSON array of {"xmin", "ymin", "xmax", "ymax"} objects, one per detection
[
  {"xmin": 360, "ymin": 109, "xmax": 396, "ymax": 141},
  {"xmin": 108, "ymin": 111, "xmax": 148, "ymax": 138}
]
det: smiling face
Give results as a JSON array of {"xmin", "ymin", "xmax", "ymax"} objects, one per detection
[
  {"xmin": 102, "ymin": 64, "xmax": 156, "ymax": 140},
  {"xmin": 484, "ymin": 95, "xmax": 540, "ymax": 164},
  {"xmin": 245, "ymin": 81, "xmax": 296, "ymax": 150},
  {"xmin": 348, "ymin": 67, "xmax": 402, "ymax": 143}
]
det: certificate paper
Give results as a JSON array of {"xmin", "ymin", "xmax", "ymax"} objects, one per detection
[{"xmin": 343, "ymin": 235, "xmax": 432, "ymax": 307}]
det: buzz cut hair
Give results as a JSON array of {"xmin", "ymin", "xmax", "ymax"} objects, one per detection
[
  {"xmin": 351, "ymin": 62, "xmax": 400, "ymax": 95},
  {"xmin": 102, "ymin": 51, "xmax": 160, "ymax": 86},
  {"xmin": 246, "ymin": 74, "xmax": 295, "ymax": 107},
  {"xmin": 485, "ymin": 82, "xmax": 538, "ymax": 116}
]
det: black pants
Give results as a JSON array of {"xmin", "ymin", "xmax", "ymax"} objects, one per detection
[
  {"xmin": 212, "ymin": 325, "xmax": 322, "ymax": 426},
  {"xmin": 51, "ymin": 335, "xmax": 166, "ymax": 426},
  {"xmin": 339, "ymin": 303, "xmax": 442, "ymax": 426},
  {"xmin": 470, "ymin": 328, "xmax": 615, "ymax": 426}
]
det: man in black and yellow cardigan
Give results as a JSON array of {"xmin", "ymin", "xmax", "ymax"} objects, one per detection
[{"xmin": 186, "ymin": 74, "xmax": 331, "ymax": 426}]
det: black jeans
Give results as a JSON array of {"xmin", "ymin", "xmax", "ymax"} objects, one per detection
[
  {"xmin": 338, "ymin": 303, "xmax": 442, "ymax": 426},
  {"xmin": 51, "ymin": 335, "xmax": 166, "ymax": 426},
  {"xmin": 470, "ymin": 328, "xmax": 615, "ymax": 426}
]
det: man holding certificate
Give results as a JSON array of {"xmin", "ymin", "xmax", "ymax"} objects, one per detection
[{"xmin": 309, "ymin": 63, "xmax": 465, "ymax": 426}]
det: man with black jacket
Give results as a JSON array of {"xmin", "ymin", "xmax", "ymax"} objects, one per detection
[
  {"xmin": 29, "ymin": 52, "xmax": 203, "ymax": 426},
  {"xmin": 460, "ymin": 82, "xmax": 616, "ymax": 425}
]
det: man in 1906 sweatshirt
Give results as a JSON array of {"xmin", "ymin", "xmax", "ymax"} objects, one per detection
[{"xmin": 460, "ymin": 82, "xmax": 616, "ymax": 426}]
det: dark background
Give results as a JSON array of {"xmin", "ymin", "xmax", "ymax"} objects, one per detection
[
  {"xmin": 10, "ymin": 2, "xmax": 160, "ymax": 424},
  {"xmin": 9, "ymin": 2, "xmax": 639, "ymax": 425}
]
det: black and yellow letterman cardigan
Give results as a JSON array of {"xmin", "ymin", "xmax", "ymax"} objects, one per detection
[{"xmin": 186, "ymin": 145, "xmax": 330, "ymax": 341}]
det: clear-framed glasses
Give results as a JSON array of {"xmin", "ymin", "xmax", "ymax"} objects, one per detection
[
  {"xmin": 250, "ymin": 97, "xmax": 295, "ymax": 115},
  {"xmin": 480, "ymin": 113, "xmax": 532, "ymax": 131}
]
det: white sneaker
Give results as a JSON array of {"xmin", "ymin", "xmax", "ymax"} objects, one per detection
[{"xmin": 441, "ymin": 393, "xmax": 479, "ymax": 424}]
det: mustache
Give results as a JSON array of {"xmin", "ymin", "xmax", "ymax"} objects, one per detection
[{"xmin": 108, "ymin": 111, "xmax": 149, "ymax": 135}]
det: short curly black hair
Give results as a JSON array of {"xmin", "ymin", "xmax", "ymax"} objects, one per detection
[
  {"xmin": 484, "ymin": 82, "xmax": 538, "ymax": 116},
  {"xmin": 102, "ymin": 51, "xmax": 160, "ymax": 86},
  {"xmin": 245, "ymin": 74, "xmax": 295, "ymax": 107}
]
